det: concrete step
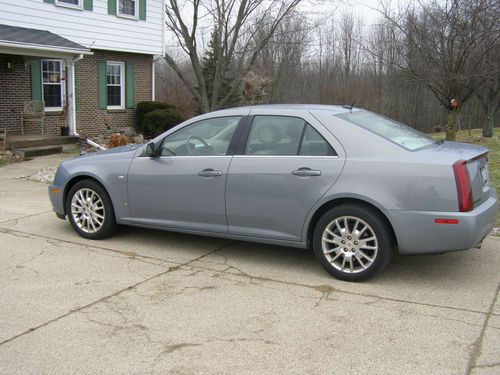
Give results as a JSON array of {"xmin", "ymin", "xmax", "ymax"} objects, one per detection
[
  {"xmin": 8, "ymin": 135, "xmax": 77, "ymax": 149},
  {"xmin": 16, "ymin": 145, "xmax": 64, "ymax": 158}
]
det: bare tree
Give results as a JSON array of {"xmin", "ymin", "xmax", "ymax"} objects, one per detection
[
  {"xmin": 377, "ymin": 0, "xmax": 500, "ymax": 140},
  {"xmin": 164, "ymin": 0, "xmax": 301, "ymax": 113}
]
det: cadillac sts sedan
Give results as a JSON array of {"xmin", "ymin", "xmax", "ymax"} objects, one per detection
[{"xmin": 49, "ymin": 105, "xmax": 497, "ymax": 281}]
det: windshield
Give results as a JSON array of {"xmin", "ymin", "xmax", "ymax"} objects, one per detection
[{"xmin": 337, "ymin": 110, "xmax": 436, "ymax": 151}]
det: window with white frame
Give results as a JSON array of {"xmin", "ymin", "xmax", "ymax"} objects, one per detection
[
  {"xmin": 42, "ymin": 60, "xmax": 64, "ymax": 110},
  {"xmin": 56, "ymin": 0, "xmax": 82, "ymax": 8},
  {"xmin": 106, "ymin": 62, "xmax": 124, "ymax": 109},
  {"xmin": 118, "ymin": 0, "xmax": 137, "ymax": 17}
]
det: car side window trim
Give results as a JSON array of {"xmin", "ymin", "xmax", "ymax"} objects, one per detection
[
  {"xmin": 297, "ymin": 123, "xmax": 307, "ymax": 155},
  {"xmin": 226, "ymin": 115, "xmax": 251, "ymax": 156}
]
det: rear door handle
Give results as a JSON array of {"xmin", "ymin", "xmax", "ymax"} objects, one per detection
[
  {"xmin": 198, "ymin": 168, "xmax": 223, "ymax": 177},
  {"xmin": 291, "ymin": 167, "xmax": 322, "ymax": 177}
]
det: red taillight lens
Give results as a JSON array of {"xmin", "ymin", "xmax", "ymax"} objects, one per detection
[{"xmin": 453, "ymin": 160, "xmax": 473, "ymax": 212}]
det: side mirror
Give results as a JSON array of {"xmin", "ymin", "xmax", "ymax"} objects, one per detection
[{"xmin": 145, "ymin": 142, "xmax": 157, "ymax": 158}]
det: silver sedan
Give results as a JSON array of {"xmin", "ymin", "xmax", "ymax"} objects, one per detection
[{"xmin": 49, "ymin": 105, "xmax": 498, "ymax": 281}]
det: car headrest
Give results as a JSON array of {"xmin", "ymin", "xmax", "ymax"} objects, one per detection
[{"xmin": 257, "ymin": 125, "xmax": 281, "ymax": 144}]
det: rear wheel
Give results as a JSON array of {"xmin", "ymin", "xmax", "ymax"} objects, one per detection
[
  {"xmin": 66, "ymin": 180, "xmax": 118, "ymax": 240},
  {"xmin": 313, "ymin": 204, "xmax": 392, "ymax": 281}
]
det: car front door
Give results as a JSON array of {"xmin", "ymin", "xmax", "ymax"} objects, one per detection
[
  {"xmin": 127, "ymin": 115, "xmax": 242, "ymax": 233},
  {"xmin": 226, "ymin": 112, "xmax": 345, "ymax": 242}
]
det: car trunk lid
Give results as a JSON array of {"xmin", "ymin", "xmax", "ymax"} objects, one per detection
[{"xmin": 425, "ymin": 141, "xmax": 491, "ymax": 209}]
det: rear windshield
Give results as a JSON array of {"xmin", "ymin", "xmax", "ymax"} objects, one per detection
[{"xmin": 337, "ymin": 111, "xmax": 436, "ymax": 151}]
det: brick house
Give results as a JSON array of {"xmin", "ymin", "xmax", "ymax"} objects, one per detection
[{"xmin": 0, "ymin": 0, "xmax": 165, "ymax": 138}]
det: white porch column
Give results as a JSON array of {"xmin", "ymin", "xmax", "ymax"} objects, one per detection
[
  {"xmin": 66, "ymin": 54, "xmax": 83, "ymax": 136},
  {"xmin": 65, "ymin": 59, "xmax": 76, "ymax": 134}
]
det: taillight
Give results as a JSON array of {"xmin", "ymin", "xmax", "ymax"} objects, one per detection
[{"xmin": 453, "ymin": 160, "xmax": 473, "ymax": 212}]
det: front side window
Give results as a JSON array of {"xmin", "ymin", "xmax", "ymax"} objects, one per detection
[
  {"xmin": 160, "ymin": 116, "xmax": 240, "ymax": 156},
  {"xmin": 118, "ymin": 0, "xmax": 137, "ymax": 17},
  {"xmin": 106, "ymin": 62, "xmax": 124, "ymax": 109},
  {"xmin": 245, "ymin": 116, "xmax": 336, "ymax": 156},
  {"xmin": 337, "ymin": 110, "xmax": 436, "ymax": 151},
  {"xmin": 42, "ymin": 60, "xmax": 63, "ymax": 110}
]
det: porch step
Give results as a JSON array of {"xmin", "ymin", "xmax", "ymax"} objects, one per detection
[
  {"xmin": 8, "ymin": 135, "xmax": 77, "ymax": 149},
  {"xmin": 16, "ymin": 145, "xmax": 64, "ymax": 158}
]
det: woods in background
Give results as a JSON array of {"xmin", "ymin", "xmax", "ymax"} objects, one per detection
[{"xmin": 156, "ymin": 0, "xmax": 500, "ymax": 139}]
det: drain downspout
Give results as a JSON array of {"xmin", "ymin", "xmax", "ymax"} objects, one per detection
[{"xmin": 68, "ymin": 54, "xmax": 106, "ymax": 151}]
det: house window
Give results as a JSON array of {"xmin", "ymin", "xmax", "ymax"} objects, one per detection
[
  {"xmin": 118, "ymin": 0, "xmax": 137, "ymax": 17},
  {"xmin": 106, "ymin": 62, "xmax": 124, "ymax": 109},
  {"xmin": 56, "ymin": 0, "xmax": 82, "ymax": 9},
  {"xmin": 42, "ymin": 60, "xmax": 64, "ymax": 110}
]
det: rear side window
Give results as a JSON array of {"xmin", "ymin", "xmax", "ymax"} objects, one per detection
[
  {"xmin": 337, "ymin": 110, "xmax": 435, "ymax": 151},
  {"xmin": 245, "ymin": 116, "xmax": 336, "ymax": 156},
  {"xmin": 299, "ymin": 124, "xmax": 336, "ymax": 156}
]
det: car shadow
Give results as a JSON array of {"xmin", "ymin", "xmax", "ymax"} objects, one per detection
[{"xmin": 109, "ymin": 226, "xmax": 480, "ymax": 285}]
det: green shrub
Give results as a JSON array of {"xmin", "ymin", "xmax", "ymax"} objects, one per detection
[
  {"xmin": 136, "ymin": 101, "xmax": 175, "ymax": 133},
  {"xmin": 142, "ymin": 108, "xmax": 185, "ymax": 138}
]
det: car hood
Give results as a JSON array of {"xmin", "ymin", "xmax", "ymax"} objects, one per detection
[{"xmin": 77, "ymin": 144, "xmax": 143, "ymax": 158}]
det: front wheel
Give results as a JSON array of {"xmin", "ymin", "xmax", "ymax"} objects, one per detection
[
  {"xmin": 66, "ymin": 180, "xmax": 118, "ymax": 240},
  {"xmin": 313, "ymin": 204, "xmax": 392, "ymax": 281}
]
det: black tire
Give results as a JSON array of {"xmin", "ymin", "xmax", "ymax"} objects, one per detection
[
  {"xmin": 312, "ymin": 204, "xmax": 392, "ymax": 281},
  {"xmin": 66, "ymin": 179, "xmax": 118, "ymax": 240}
]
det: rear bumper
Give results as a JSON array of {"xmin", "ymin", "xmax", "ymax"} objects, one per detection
[{"xmin": 387, "ymin": 194, "xmax": 498, "ymax": 255}]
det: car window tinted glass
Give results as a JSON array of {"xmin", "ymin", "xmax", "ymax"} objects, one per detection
[
  {"xmin": 299, "ymin": 125, "xmax": 337, "ymax": 156},
  {"xmin": 337, "ymin": 110, "xmax": 435, "ymax": 151},
  {"xmin": 246, "ymin": 116, "xmax": 306, "ymax": 155},
  {"xmin": 161, "ymin": 116, "xmax": 240, "ymax": 156}
]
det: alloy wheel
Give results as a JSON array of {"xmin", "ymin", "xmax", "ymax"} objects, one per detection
[
  {"xmin": 321, "ymin": 216, "xmax": 378, "ymax": 274},
  {"xmin": 70, "ymin": 188, "xmax": 106, "ymax": 234}
]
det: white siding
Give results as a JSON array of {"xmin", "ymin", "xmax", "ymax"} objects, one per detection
[{"xmin": 0, "ymin": 0, "xmax": 164, "ymax": 55}]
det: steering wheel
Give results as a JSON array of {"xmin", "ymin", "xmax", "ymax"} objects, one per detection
[{"xmin": 186, "ymin": 135, "xmax": 210, "ymax": 155}]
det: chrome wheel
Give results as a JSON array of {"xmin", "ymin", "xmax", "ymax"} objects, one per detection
[
  {"xmin": 321, "ymin": 216, "xmax": 378, "ymax": 274},
  {"xmin": 70, "ymin": 188, "xmax": 105, "ymax": 234}
]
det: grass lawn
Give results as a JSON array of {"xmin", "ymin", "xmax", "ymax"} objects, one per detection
[
  {"xmin": 432, "ymin": 128, "xmax": 499, "ymax": 226},
  {"xmin": 0, "ymin": 159, "xmax": 7, "ymax": 168}
]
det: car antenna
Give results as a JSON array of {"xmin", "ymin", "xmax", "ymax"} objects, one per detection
[{"xmin": 342, "ymin": 101, "xmax": 356, "ymax": 113}]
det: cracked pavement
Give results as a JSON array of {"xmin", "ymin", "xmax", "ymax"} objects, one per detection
[{"xmin": 0, "ymin": 155, "xmax": 499, "ymax": 374}]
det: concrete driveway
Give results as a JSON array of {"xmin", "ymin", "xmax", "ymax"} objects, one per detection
[{"xmin": 0, "ymin": 155, "xmax": 499, "ymax": 375}]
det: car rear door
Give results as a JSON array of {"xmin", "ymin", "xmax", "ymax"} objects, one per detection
[
  {"xmin": 127, "ymin": 115, "xmax": 244, "ymax": 233},
  {"xmin": 226, "ymin": 110, "xmax": 345, "ymax": 242}
]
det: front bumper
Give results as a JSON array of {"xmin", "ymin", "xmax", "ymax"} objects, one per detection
[{"xmin": 387, "ymin": 194, "xmax": 498, "ymax": 255}]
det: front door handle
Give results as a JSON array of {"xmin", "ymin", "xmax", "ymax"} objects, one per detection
[
  {"xmin": 291, "ymin": 167, "xmax": 322, "ymax": 177},
  {"xmin": 198, "ymin": 168, "xmax": 223, "ymax": 177}
]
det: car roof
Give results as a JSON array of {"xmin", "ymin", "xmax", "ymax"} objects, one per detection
[{"xmin": 211, "ymin": 104, "xmax": 359, "ymax": 116}]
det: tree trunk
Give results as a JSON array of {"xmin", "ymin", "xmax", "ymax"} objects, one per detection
[
  {"xmin": 482, "ymin": 104, "xmax": 494, "ymax": 138},
  {"xmin": 446, "ymin": 110, "xmax": 458, "ymax": 141}
]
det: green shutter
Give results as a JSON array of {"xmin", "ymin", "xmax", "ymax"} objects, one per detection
[
  {"xmin": 31, "ymin": 60, "xmax": 42, "ymax": 101},
  {"xmin": 43, "ymin": 0, "xmax": 55, "ymax": 4},
  {"xmin": 98, "ymin": 61, "xmax": 107, "ymax": 109},
  {"xmin": 107, "ymin": 0, "xmax": 116, "ymax": 14},
  {"xmin": 126, "ymin": 63, "xmax": 135, "ymax": 109},
  {"xmin": 83, "ymin": 0, "xmax": 93, "ymax": 11},
  {"xmin": 139, "ymin": 0, "xmax": 146, "ymax": 20}
]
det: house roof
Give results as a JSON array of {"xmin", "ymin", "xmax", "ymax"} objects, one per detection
[{"xmin": 0, "ymin": 24, "xmax": 92, "ymax": 55}]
